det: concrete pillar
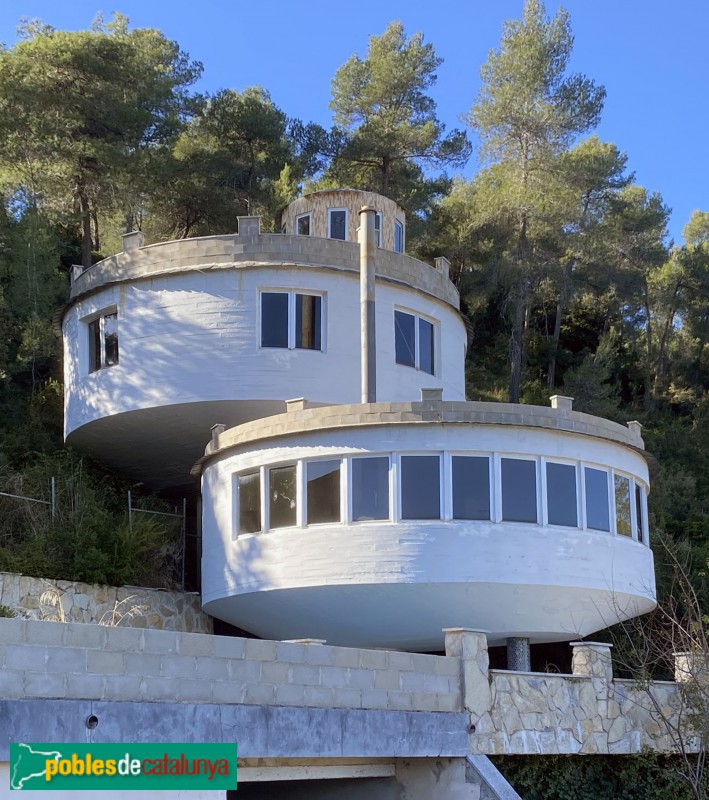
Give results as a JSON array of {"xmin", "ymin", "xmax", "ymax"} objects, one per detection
[
  {"xmin": 550, "ymin": 395, "xmax": 573, "ymax": 411},
  {"xmin": 358, "ymin": 206, "xmax": 377, "ymax": 404},
  {"xmin": 443, "ymin": 628, "xmax": 491, "ymax": 720},
  {"xmin": 506, "ymin": 637, "xmax": 530, "ymax": 672},
  {"xmin": 434, "ymin": 256, "xmax": 451, "ymax": 281},
  {"xmin": 122, "ymin": 230, "xmax": 144, "ymax": 251},
  {"xmin": 571, "ymin": 641, "xmax": 614, "ymax": 682}
]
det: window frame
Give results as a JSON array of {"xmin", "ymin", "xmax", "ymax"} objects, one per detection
[
  {"xmin": 583, "ymin": 464, "xmax": 612, "ymax": 533},
  {"xmin": 327, "ymin": 208, "xmax": 349, "ymax": 241},
  {"xmin": 85, "ymin": 307, "xmax": 119, "ymax": 374},
  {"xmin": 233, "ymin": 470, "xmax": 263, "ymax": 538},
  {"xmin": 374, "ymin": 212, "xmax": 383, "ymax": 248},
  {"xmin": 348, "ymin": 454, "xmax": 392, "ymax": 523},
  {"xmin": 394, "ymin": 220, "xmax": 405, "ymax": 253},
  {"xmin": 396, "ymin": 452, "xmax": 443, "ymax": 521},
  {"xmin": 295, "ymin": 213, "xmax": 312, "ymax": 236},
  {"xmin": 304, "ymin": 457, "xmax": 343, "ymax": 526},
  {"xmin": 259, "ymin": 289, "xmax": 325, "ymax": 352},
  {"xmin": 498, "ymin": 455, "xmax": 540, "ymax": 525},
  {"xmin": 449, "ymin": 452, "xmax": 493, "ymax": 522},
  {"xmin": 542, "ymin": 458, "xmax": 580, "ymax": 528},
  {"xmin": 394, "ymin": 308, "xmax": 437, "ymax": 376}
]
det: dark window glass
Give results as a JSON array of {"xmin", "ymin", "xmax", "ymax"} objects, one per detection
[
  {"xmin": 394, "ymin": 221, "xmax": 404, "ymax": 253},
  {"xmin": 374, "ymin": 213, "xmax": 382, "ymax": 248},
  {"xmin": 546, "ymin": 463, "xmax": 578, "ymax": 527},
  {"xmin": 88, "ymin": 319, "xmax": 101, "ymax": 373},
  {"xmin": 419, "ymin": 318, "xmax": 434, "ymax": 375},
  {"xmin": 297, "ymin": 215, "xmax": 310, "ymax": 236},
  {"xmin": 635, "ymin": 484, "xmax": 644, "ymax": 542},
  {"xmin": 238, "ymin": 472, "xmax": 261, "ymax": 534},
  {"xmin": 261, "ymin": 293, "xmax": 289, "ymax": 348},
  {"xmin": 295, "ymin": 294, "xmax": 321, "ymax": 350},
  {"xmin": 615, "ymin": 475, "xmax": 632, "ymax": 536},
  {"xmin": 104, "ymin": 312, "xmax": 119, "ymax": 367},
  {"xmin": 395, "ymin": 311, "xmax": 416, "ymax": 367},
  {"xmin": 307, "ymin": 460, "xmax": 340, "ymax": 524},
  {"xmin": 452, "ymin": 456, "xmax": 490, "ymax": 520},
  {"xmin": 585, "ymin": 467, "xmax": 610, "ymax": 531},
  {"xmin": 501, "ymin": 458, "xmax": 537, "ymax": 523},
  {"xmin": 352, "ymin": 457, "xmax": 389, "ymax": 521},
  {"xmin": 329, "ymin": 210, "xmax": 347, "ymax": 240},
  {"xmin": 401, "ymin": 456, "xmax": 440, "ymax": 520},
  {"xmin": 269, "ymin": 465, "xmax": 296, "ymax": 529}
]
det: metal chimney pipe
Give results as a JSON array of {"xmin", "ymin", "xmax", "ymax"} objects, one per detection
[{"xmin": 358, "ymin": 206, "xmax": 376, "ymax": 403}]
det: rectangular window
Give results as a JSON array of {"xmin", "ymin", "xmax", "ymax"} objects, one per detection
[
  {"xmin": 328, "ymin": 209, "xmax": 347, "ymax": 240},
  {"xmin": 374, "ymin": 212, "xmax": 382, "ymax": 248},
  {"xmin": 394, "ymin": 220, "xmax": 404, "ymax": 253},
  {"xmin": 585, "ymin": 467, "xmax": 610, "ymax": 531},
  {"xmin": 296, "ymin": 214, "xmax": 311, "ymax": 236},
  {"xmin": 352, "ymin": 457, "xmax": 389, "ymax": 521},
  {"xmin": 546, "ymin": 462, "xmax": 578, "ymax": 527},
  {"xmin": 237, "ymin": 472, "xmax": 261, "ymax": 534},
  {"xmin": 307, "ymin": 460, "xmax": 341, "ymax": 524},
  {"xmin": 452, "ymin": 456, "xmax": 490, "ymax": 520},
  {"xmin": 295, "ymin": 294, "xmax": 322, "ymax": 350},
  {"xmin": 261, "ymin": 291, "xmax": 323, "ymax": 351},
  {"xmin": 395, "ymin": 310, "xmax": 435, "ymax": 374},
  {"xmin": 269, "ymin": 465, "xmax": 297, "ymax": 529},
  {"xmin": 615, "ymin": 474, "xmax": 632, "ymax": 536},
  {"xmin": 501, "ymin": 458, "xmax": 537, "ymax": 523},
  {"xmin": 635, "ymin": 484, "xmax": 645, "ymax": 542},
  {"xmin": 401, "ymin": 455, "xmax": 440, "ymax": 520},
  {"xmin": 88, "ymin": 310, "xmax": 119, "ymax": 373}
]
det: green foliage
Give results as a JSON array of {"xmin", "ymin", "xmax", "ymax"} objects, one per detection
[
  {"xmin": 0, "ymin": 603, "xmax": 16, "ymax": 618},
  {"xmin": 493, "ymin": 753, "xmax": 701, "ymax": 800}
]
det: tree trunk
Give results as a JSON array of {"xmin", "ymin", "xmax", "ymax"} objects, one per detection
[
  {"xmin": 78, "ymin": 187, "xmax": 93, "ymax": 269},
  {"xmin": 92, "ymin": 206, "xmax": 100, "ymax": 254},
  {"xmin": 643, "ymin": 279, "xmax": 654, "ymax": 412},
  {"xmin": 508, "ymin": 279, "xmax": 527, "ymax": 403},
  {"xmin": 547, "ymin": 295, "xmax": 563, "ymax": 389}
]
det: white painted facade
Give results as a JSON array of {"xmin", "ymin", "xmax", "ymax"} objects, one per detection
[{"xmin": 201, "ymin": 418, "xmax": 654, "ymax": 650}]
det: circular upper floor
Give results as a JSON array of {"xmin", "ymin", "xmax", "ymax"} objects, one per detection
[
  {"xmin": 282, "ymin": 189, "xmax": 406, "ymax": 253},
  {"xmin": 197, "ymin": 396, "xmax": 656, "ymax": 650}
]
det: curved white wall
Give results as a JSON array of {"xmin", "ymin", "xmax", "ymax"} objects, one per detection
[{"xmin": 201, "ymin": 423, "xmax": 655, "ymax": 650}]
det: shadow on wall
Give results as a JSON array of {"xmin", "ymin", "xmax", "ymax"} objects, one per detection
[{"xmin": 230, "ymin": 777, "xmax": 400, "ymax": 799}]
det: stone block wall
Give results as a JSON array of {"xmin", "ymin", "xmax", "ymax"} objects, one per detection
[
  {"xmin": 0, "ymin": 618, "xmax": 461, "ymax": 712},
  {"xmin": 0, "ymin": 572, "xmax": 212, "ymax": 633}
]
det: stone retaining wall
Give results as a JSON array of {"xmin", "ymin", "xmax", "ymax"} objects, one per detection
[
  {"xmin": 0, "ymin": 572, "xmax": 211, "ymax": 633},
  {"xmin": 0, "ymin": 618, "xmax": 461, "ymax": 712}
]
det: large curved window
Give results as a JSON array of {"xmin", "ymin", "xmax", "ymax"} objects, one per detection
[
  {"xmin": 307, "ymin": 460, "xmax": 341, "ymax": 524},
  {"xmin": 352, "ymin": 457, "xmax": 389, "ymax": 521},
  {"xmin": 585, "ymin": 467, "xmax": 610, "ymax": 532},
  {"xmin": 452, "ymin": 456, "xmax": 490, "ymax": 520},
  {"xmin": 546, "ymin": 463, "xmax": 577, "ymax": 527},
  {"xmin": 401, "ymin": 456, "xmax": 440, "ymax": 520},
  {"xmin": 501, "ymin": 458, "xmax": 537, "ymax": 523},
  {"xmin": 269, "ymin": 465, "xmax": 297, "ymax": 529}
]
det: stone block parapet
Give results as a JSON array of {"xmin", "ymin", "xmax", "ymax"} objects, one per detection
[
  {"xmin": 0, "ymin": 572, "xmax": 211, "ymax": 633},
  {"xmin": 0, "ymin": 618, "xmax": 461, "ymax": 713}
]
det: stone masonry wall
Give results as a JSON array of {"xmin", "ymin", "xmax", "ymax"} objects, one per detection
[
  {"xmin": 0, "ymin": 618, "xmax": 461, "ymax": 712},
  {"xmin": 0, "ymin": 572, "xmax": 212, "ymax": 633}
]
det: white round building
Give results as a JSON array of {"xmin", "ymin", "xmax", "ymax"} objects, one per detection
[{"xmin": 58, "ymin": 188, "xmax": 656, "ymax": 654}]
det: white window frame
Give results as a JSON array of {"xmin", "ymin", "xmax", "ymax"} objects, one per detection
[
  {"xmin": 374, "ymin": 212, "xmax": 383, "ymax": 248},
  {"xmin": 394, "ymin": 307, "xmax": 437, "ymax": 376},
  {"xmin": 327, "ymin": 208, "xmax": 349, "ymax": 241},
  {"xmin": 394, "ymin": 219, "xmax": 405, "ymax": 253},
  {"xmin": 396, "ymin": 452, "xmax": 443, "ymax": 522},
  {"xmin": 582, "ymin": 463, "xmax": 612, "ymax": 533},
  {"xmin": 233, "ymin": 470, "xmax": 263, "ymax": 539},
  {"xmin": 265, "ymin": 461, "xmax": 299, "ymax": 531},
  {"xmin": 347, "ymin": 454, "xmax": 392, "ymax": 524},
  {"xmin": 498, "ymin": 454, "xmax": 540, "ymax": 525},
  {"xmin": 447, "ymin": 451, "xmax": 493, "ymax": 522},
  {"xmin": 304, "ymin": 457, "xmax": 343, "ymax": 527},
  {"xmin": 259, "ymin": 289, "xmax": 325, "ymax": 351},
  {"xmin": 542, "ymin": 458, "xmax": 580, "ymax": 529},
  {"xmin": 295, "ymin": 213, "xmax": 312, "ymax": 236},
  {"xmin": 85, "ymin": 306, "xmax": 119, "ymax": 374}
]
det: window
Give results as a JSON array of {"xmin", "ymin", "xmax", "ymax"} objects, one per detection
[
  {"xmin": 501, "ymin": 458, "xmax": 537, "ymax": 523},
  {"xmin": 546, "ymin": 463, "xmax": 578, "ymax": 527},
  {"xmin": 452, "ymin": 456, "xmax": 490, "ymax": 520},
  {"xmin": 394, "ymin": 220, "xmax": 404, "ymax": 253},
  {"xmin": 352, "ymin": 457, "xmax": 389, "ymax": 521},
  {"xmin": 614, "ymin": 475, "xmax": 632, "ymax": 537},
  {"xmin": 401, "ymin": 455, "xmax": 440, "ymax": 520},
  {"xmin": 296, "ymin": 214, "xmax": 311, "ymax": 236},
  {"xmin": 374, "ymin": 212, "xmax": 382, "ymax": 248},
  {"xmin": 394, "ymin": 310, "xmax": 435, "ymax": 375},
  {"xmin": 237, "ymin": 472, "xmax": 261, "ymax": 535},
  {"xmin": 635, "ymin": 483, "xmax": 645, "ymax": 542},
  {"xmin": 585, "ymin": 467, "xmax": 610, "ymax": 531},
  {"xmin": 269, "ymin": 465, "xmax": 297, "ymax": 529},
  {"xmin": 328, "ymin": 209, "xmax": 347, "ymax": 240},
  {"xmin": 261, "ymin": 291, "xmax": 322, "ymax": 350},
  {"xmin": 307, "ymin": 460, "xmax": 341, "ymax": 524},
  {"xmin": 88, "ymin": 311, "xmax": 119, "ymax": 373}
]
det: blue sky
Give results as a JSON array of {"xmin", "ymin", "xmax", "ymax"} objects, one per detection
[{"xmin": 1, "ymin": 0, "xmax": 707, "ymax": 243}]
